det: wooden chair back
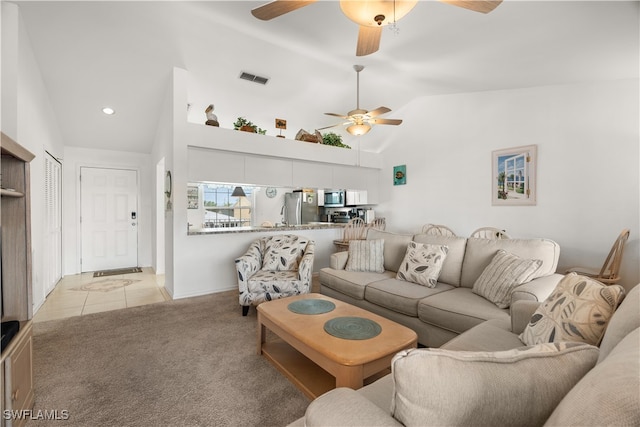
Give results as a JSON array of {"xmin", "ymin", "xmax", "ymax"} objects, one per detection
[
  {"xmin": 422, "ymin": 224, "xmax": 456, "ymax": 236},
  {"xmin": 597, "ymin": 228, "xmax": 630, "ymax": 284},
  {"xmin": 471, "ymin": 227, "xmax": 511, "ymax": 239},
  {"xmin": 368, "ymin": 218, "xmax": 386, "ymax": 231},
  {"xmin": 343, "ymin": 218, "xmax": 366, "ymax": 241}
]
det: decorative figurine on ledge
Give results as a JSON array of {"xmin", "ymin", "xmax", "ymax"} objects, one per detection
[
  {"xmin": 275, "ymin": 118, "xmax": 287, "ymax": 138},
  {"xmin": 205, "ymin": 104, "xmax": 219, "ymax": 127}
]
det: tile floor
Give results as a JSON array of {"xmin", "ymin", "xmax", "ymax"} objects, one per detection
[{"xmin": 33, "ymin": 267, "xmax": 170, "ymax": 323}]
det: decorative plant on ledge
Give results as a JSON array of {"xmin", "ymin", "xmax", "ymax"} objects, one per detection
[
  {"xmin": 321, "ymin": 132, "xmax": 351, "ymax": 149},
  {"xmin": 234, "ymin": 117, "xmax": 266, "ymax": 135}
]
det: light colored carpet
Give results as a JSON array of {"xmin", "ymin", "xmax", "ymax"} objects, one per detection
[{"xmin": 29, "ymin": 290, "xmax": 310, "ymax": 426}]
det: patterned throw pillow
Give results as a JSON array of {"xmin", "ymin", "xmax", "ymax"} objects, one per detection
[
  {"xmin": 262, "ymin": 235, "xmax": 307, "ymax": 271},
  {"xmin": 345, "ymin": 239, "xmax": 385, "ymax": 273},
  {"xmin": 390, "ymin": 342, "xmax": 599, "ymax": 427},
  {"xmin": 396, "ymin": 242, "xmax": 449, "ymax": 288},
  {"xmin": 472, "ymin": 250, "xmax": 543, "ymax": 308},
  {"xmin": 519, "ymin": 273, "xmax": 625, "ymax": 346}
]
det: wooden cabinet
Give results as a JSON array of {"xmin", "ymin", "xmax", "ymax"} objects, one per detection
[
  {"xmin": 1, "ymin": 133, "xmax": 35, "ymax": 426},
  {"xmin": 1, "ymin": 321, "xmax": 34, "ymax": 427}
]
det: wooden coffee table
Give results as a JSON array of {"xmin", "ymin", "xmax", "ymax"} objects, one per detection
[{"xmin": 257, "ymin": 293, "xmax": 417, "ymax": 399}]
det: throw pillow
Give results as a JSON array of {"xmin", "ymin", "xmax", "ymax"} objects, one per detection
[
  {"xmin": 396, "ymin": 242, "xmax": 449, "ymax": 288},
  {"xmin": 472, "ymin": 249, "xmax": 543, "ymax": 308},
  {"xmin": 390, "ymin": 342, "xmax": 599, "ymax": 427},
  {"xmin": 345, "ymin": 239, "xmax": 385, "ymax": 273},
  {"xmin": 262, "ymin": 235, "xmax": 307, "ymax": 271},
  {"xmin": 519, "ymin": 273, "xmax": 625, "ymax": 346}
]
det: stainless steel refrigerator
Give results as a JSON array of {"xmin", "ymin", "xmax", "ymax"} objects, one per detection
[{"xmin": 284, "ymin": 191, "xmax": 318, "ymax": 225}]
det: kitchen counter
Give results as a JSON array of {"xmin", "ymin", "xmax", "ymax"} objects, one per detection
[{"xmin": 188, "ymin": 222, "xmax": 345, "ymax": 236}]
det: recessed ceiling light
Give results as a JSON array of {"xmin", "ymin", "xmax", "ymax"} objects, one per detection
[{"xmin": 102, "ymin": 107, "xmax": 115, "ymax": 115}]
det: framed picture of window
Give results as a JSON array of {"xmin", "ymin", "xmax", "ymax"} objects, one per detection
[
  {"xmin": 492, "ymin": 145, "xmax": 537, "ymax": 206},
  {"xmin": 187, "ymin": 186, "xmax": 199, "ymax": 209}
]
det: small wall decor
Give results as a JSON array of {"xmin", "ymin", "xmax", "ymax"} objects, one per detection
[
  {"xmin": 164, "ymin": 170, "xmax": 173, "ymax": 211},
  {"xmin": 187, "ymin": 186, "xmax": 199, "ymax": 209},
  {"xmin": 275, "ymin": 118, "xmax": 286, "ymax": 138},
  {"xmin": 492, "ymin": 144, "xmax": 537, "ymax": 205},
  {"xmin": 393, "ymin": 165, "xmax": 406, "ymax": 185}
]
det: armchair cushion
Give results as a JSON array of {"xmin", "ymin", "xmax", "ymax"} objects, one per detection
[
  {"xmin": 396, "ymin": 242, "xmax": 449, "ymax": 288},
  {"xmin": 472, "ymin": 250, "xmax": 542, "ymax": 308},
  {"xmin": 390, "ymin": 343, "xmax": 599, "ymax": 427},
  {"xmin": 262, "ymin": 235, "xmax": 308, "ymax": 271},
  {"xmin": 519, "ymin": 273, "xmax": 625, "ymax": 346}
]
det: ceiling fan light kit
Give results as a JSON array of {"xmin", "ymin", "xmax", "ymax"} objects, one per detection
[
  {"xmin": 347, "ymin": 123, "xmax": 371, "ymax": 136},
  {"xmin": 340, "ymin": 0, "xmax": 418, "ymax": 27}
]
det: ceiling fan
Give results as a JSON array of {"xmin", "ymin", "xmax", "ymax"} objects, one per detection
[
  {"xmin": 251, "ymin": 0, "xmax": 503, "ymax": 56},
  {"xmin": 318, "ymin": 64, "xmax": 402, "ymax": 136}
]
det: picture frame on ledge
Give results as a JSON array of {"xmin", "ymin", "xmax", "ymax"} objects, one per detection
[{"xmin": 492, "ymin": 145, "xmax": 537, "ymax": 206}]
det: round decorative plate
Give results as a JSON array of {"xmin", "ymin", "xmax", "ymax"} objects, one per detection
[
  {"xmin": 287, "ymin": 299, "xmax": 336, "ymax": 315},
  {"xmin": 323, "ymin": 316, "xmax": 382, "ymax": 340}
]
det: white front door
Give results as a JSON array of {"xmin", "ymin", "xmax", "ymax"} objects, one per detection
[{"xmin": 81, "ymin": 167, "xmax": 138, "ymax": 272}]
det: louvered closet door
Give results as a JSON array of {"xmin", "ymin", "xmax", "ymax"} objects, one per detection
[{"xmin": 44, "ymin": 152, "xmax": 62, "ymax": 295}]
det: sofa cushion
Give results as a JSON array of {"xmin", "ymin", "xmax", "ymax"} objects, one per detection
[
  {"xmin": 345, "ymin": 239, "xmax": 385, "ymax": 273},
  {"xmin": 520, "ymin": 273, "xmax": 625, "ymax": 346},
  {"xmin": 390, "ymin": 343, "xmax": 599, "ymax": 427},
  {"xmin": 441, "ymin": 318, "xmax": 526, "ymax": 352},
  {"xmin": 418, "ymin": 287, "xmax": 509, "ymax": 334},
  {"xmin": 544, "ymin": 327, "xmax": 640, "ymax": 427},
  {"xmin": 472, "ymin": 250, "xmax": 543, "ymax": 308},
  {"xmin": 460, "ymin": 238, "xmax": 560, "ymax": 288},
  {"xmin": 396, "ymin": 242, "xmax": 448, "ymax": 288},
  {"xmin": 597, "ymin": 284, "xmax": 640, "ymax": 362},
  {"xmin": 262, "ymin": 235, "xmax": 307, "ymax": 271},
  {"xmin": 365, "ymin": 279, "xmax": 454, "ymax": 317},
  {"xmin": 366, "ymin": 229, "xmax": 413, "ymax": 272},
  {"xmin": 319, "ymin": 268, "xmax": 395, "ymax": 300},
  {"xmin": 413, "ymin": 234, "xmax": 468, "ymax": 286}
]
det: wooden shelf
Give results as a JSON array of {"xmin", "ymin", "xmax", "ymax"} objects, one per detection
[{"xmin": 1, "ymin": 188, "xmax": 24, "ymax": 198}]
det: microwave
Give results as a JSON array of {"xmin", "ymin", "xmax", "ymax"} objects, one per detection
[{"xmin": 323, "ymin": 190, "xmax": 345, "ymax": 207}]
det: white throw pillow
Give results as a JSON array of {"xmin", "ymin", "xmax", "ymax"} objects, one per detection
[
  {"xmin": 390, "ymin": 343, "xmax": 599, "ymax": 427},
  {"xmin": 345, "ymin": 239, "xmax": 385, "ymax": 273},
  {"xmin": 261, "ymin": 235, "xmax": 307, "ymax": 271},
  {"xmin": 396, "ymin": 242, "xmax": 448, "ymax": 288},
  {"xmin": 472, "ymin": 249, "xmax": 542, "ymax": 308},
  {"xmin": 520, "ymin": 273, "xmax": 625, "ymax": 346}
]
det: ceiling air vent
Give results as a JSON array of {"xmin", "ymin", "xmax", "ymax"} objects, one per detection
[{"xmin": 239, "ymin": 71, "xmax": 269, "ymax": 85}]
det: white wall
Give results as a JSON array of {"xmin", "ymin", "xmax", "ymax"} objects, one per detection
[
  {"xmin": 62, "ymin": 146, "xmax": 153, "ymax": 275},
  {"xmin": 3, "ymin": 3, "xmax": 66, "ymax": 312},
  {"xmin": 376, "ymin": 79, "xmax": 639, "ymax": 291}
]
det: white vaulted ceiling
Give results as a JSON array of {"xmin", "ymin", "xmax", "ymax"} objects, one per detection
[{"xmin": 12, "ymin": 1, "xmax": 640, "ymax": 153}]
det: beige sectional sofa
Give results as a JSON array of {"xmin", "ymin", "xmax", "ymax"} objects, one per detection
[
  {"xmin": 292, "ymin": 283, "xmax": 640, "ymax": 427},
  {"xmin": 320, "ymin": 229, "xmax": 564, "ymax": 347}
]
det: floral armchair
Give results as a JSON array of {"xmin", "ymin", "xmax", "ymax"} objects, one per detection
[{"xmin": 235, "ymin": 234, "xmax": 315, "ymax": 316}]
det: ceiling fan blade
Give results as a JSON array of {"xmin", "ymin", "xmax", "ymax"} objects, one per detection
[
  {"xmin": 251, "ymin": 0, "xmax": 317, "ymax": 20},
  {"xmin": 316, "ymin": 123, "xmax": 344, "ymax": 131},
  {"xmin": 370, "ymin": 118, "xmax": 403, "ymax": 126},
  {"xmin": 439, "ymin": 0, "xmax": 502, "ymax": 14},
  {"xmin": 325, "ymin": 112, "xmax": 349, "ymax": 119},
  {"xmin": 367, "ymin": 107, "xmax": 391, "ymax": 118},
  {"xmin": 356, "ymin": 25, "xmax": 382, "ymax": 57}
]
